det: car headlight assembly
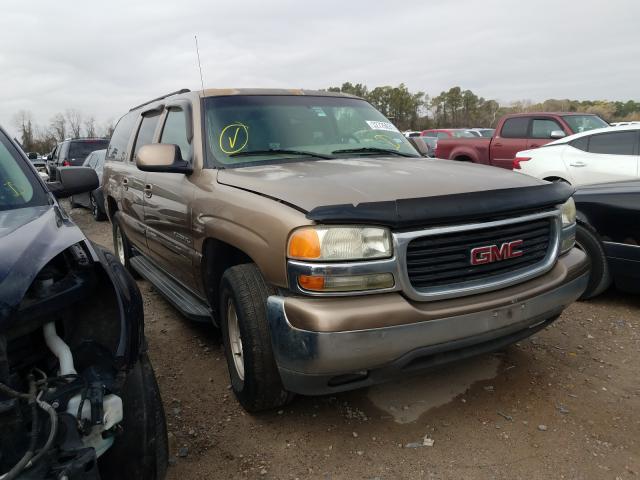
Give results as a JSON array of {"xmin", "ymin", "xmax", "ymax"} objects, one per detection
[
  {"xmin": 560, "ymin": 197, "xmax": 576, "ymax": 227},
  {"xmin": 288, "ymin": 226, "xmax": 392, "ymax": 261},
  {"xmin": 559, "ymin": 198, "xmax": 577, "ymax": 253},
  {"xmin": 288, "ymin": 226, "xmax": 395, "ymax": 293}
]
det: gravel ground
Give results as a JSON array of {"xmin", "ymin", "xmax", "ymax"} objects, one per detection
[{"xmin": 66, "ymin": 202, "xmax": 639, "ymax": 480}]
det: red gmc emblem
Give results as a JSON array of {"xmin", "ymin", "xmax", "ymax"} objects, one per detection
[{"xmin": 470, "ymin": 240, "xmax": 524, "ymax": 265}]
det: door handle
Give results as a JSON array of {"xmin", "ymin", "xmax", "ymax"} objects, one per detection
[
  {"xmin": 569, "ymin": 161, "xmax": 586, "ymax": 167},
  {"xmin": 122, "ymin": 178, "xmax": 129, "ymax": 190},
  {"xmin": 144, "ymin": 184, "xmax": 153, "ymax": 198},
  {"xmin": 494, "ymin": 143, "xmax": 503, "ymax": 147}
]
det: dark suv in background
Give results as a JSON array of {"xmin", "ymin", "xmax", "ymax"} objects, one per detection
[{"xmin": 47, "ymin": 138, "xmax": 109, "ymax": 179}]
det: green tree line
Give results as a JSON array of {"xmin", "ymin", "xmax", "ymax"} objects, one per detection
[{"xmin": 327, "ymin": 82, "xmax": 640, "ymax": 131}]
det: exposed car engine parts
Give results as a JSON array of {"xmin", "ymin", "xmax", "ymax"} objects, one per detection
[{"xmin": 0, "ymin": 322, "xmax": 123, "ymax": 480}]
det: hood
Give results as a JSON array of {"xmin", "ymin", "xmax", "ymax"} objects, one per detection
[
  {"xmin": 0, "ymin": 205, "xmax": 86, "ymax": 325},
  {"xmin": 575, "ymin": 180, "xmax": 640, "ymax": 196},
  {"xmin": 217, "ymin": 157, "xmax": 547, "ymax": 212}
]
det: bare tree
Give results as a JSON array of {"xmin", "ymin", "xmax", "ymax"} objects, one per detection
[
  {"xmin": 65, "ymin": 109, "xmax": 83, "ymax": 138},
  {"xmin": 13, "ymin": 110, "xmax": 34, "ymax": 150},
  {"xmin": 101, "ymin": 119, "xmax": 115, "ymax": 138},
  {"xmin": 84, "ymin": 116, "xmax": 97, "ymax": 137},
  {"xmin": 50, "ymin": 113, "xmax": 67, "ymax": 142}
]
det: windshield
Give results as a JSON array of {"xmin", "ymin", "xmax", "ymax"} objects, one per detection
[
  {"xmin": 562, "ymin": 115, "xmax": 608, "ymax": 133},
  {"xmin": 0, "ymin": 133, "xmax": 48, "ymax": 211},
  {"xmin": 204, "ymin": 95, "xmax": 419, "ymax": 167},
  {"xmin": 68, "ymin": 140, "xmax": 109, "ymax": 161}
]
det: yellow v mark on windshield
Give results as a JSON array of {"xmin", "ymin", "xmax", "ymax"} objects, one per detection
[{"xmin": 228, "ymin": 127, "xmax": 240, "ymax": 149}]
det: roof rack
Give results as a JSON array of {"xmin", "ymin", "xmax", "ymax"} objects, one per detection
[{"xmin": 129, "ymin": 88, "xmax": 191, "ymax": 111}]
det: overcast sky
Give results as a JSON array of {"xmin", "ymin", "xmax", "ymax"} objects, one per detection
[{"xmin": 1, "ymin": 0, "xmax": 638, "ymax": 138}]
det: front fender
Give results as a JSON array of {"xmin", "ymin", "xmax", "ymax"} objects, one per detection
[{"xmin": 89, "ymin": 242, "xmax": 145, "ymax": 370}]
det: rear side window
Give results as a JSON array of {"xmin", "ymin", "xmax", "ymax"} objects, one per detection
[
  {"xmin": 160, "ymin": 109, "xmax": 192, "ymax": 161},
  {"xmin": 133, "ymin": 113, "xmax": 161, "ymax": 159},
  {"xmin": 106, "ymin": 112, "xmax": 138, "ymax": 162},
  {"xmin": 500, "ymin": 118, "xmax": 529, "ymax": 138},
  {"xmin": 570, "ymin": 136, "xmax": 589, "ymax": 151},
  {"xmin": 588, "ymin": 131, "xmax": 636, "ymax": 155},
  {"xmin": 531, "ymin": 119, "xmax": 563, "ymax": 139}
]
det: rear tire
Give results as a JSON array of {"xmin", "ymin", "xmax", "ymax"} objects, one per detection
[
  {"xmin": 220, "ymin": 263, "xmax": 292, "ymax": 412},
  {"xmin": 99, "ymin": 353, "xmax": 168, "ymax": 480},
  {"xmin": 576, "ymin": 223, "xmax": 611, "ymax": 299},
  {"xmin": 91, "ymin": 193, "xmax": 107, "ymax": 221},
  {"xmin": 112, "ymin": 213, "xmax": 141, "ymax": 279}
]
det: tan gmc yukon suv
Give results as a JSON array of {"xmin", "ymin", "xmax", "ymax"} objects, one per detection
[{"xmin": 102, "ymin": 88, "xmax": 589, "ymax": 412}]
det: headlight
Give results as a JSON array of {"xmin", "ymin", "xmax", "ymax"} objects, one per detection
[
  {"xmin": 288, "ymin": 226, "xmax": 392, "ymax": 261},
  {"xmin": 560, "ymin": 197, "xmax": 576, "ymax": 226},
  {"xmin": 559, "ymin": 197, "xmax": 576, "ymax": 253}
]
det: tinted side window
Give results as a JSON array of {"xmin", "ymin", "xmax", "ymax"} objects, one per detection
[
  {"xmin": 531, "ymin": 119, "xmax": 563, "ymax": 139},
  {"xmin": 106, "ymin": 112, "xmax": 138, "ymax": 162},
  {"xmin": 133, "ymin": 113, "xmax": 161, "ymax": 159},
  {"xmin": 588, "ymin": 131, "xmax": 636, "ymax": 155},
  {"xmin": 570, "ymin": 136, "xmax": 589, "ymax": 151},
  {"xmin": 436, "ymin": 132, "xmax": 450, "ymax": 139},
  {"xmin": 500, "ymin": 118, "xmax": 529, "ymax": 138},
  {"xmin": 160, "ymin": 109, "xmax": 192, "ymax": 161}
]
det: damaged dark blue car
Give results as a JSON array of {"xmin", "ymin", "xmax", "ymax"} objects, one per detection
[{"xmin": 0, "ymin": 127, "xmax": 167, "ymax": 480}]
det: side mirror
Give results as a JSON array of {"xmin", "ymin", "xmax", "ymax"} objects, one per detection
[
  {"xmin": 47, "ymin": 166, "xmax": 99, "ymax": 198},
  {"xmin": 406, "ymin": 137, "xmax": 430, "ymax": 157},
  {"xmin": 550, "ymin": 130, "xmax": 566, "ymax": 139},
  {"xmin": 46, "ymin": 154, "xmax": 53, "ymax": 160},
  {"xmin": 136, "ymin": 144, "xmax": 192, "ymax": 174}
]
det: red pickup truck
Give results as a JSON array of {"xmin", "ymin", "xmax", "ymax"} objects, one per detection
[{"xmin": 434, "ymin": 112, "xmax": 608, "ymax": 169}]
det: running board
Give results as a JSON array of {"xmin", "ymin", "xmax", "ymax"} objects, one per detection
[{"xmin": 129, "ymin": 255, "xmax": 212, "ymax": 323}]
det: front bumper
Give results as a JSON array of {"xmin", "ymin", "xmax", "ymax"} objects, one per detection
[{"xmin": 266, "ymin": 249, "xmax": 589, "ymax": 395}]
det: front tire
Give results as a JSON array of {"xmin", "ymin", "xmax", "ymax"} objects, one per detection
[
  {"xmin": 99, "ymin": 354, "xmax": 168, "ymax": 480},
  {"xmin": 220, "ymin": 263, "xmax": 292, "ymax": 412},
  {"xmin": 112, "ymin": 213, "xmax": 140, "ymax": 278},
  {"xmin": 576, "ymin": 223, "xmax": 611, "ymax": 299}
]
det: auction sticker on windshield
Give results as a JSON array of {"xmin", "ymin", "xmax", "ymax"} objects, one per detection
[{"xmin": 366, "ymin": 120, "xmax": 399, "ymax": 132}]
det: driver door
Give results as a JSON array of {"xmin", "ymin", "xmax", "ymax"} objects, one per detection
[{"xmin": 143, "ymin": 105, "xmax": 197, "ymax": 290}]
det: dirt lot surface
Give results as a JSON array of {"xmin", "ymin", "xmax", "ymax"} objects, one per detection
[{"xmin": 67, "ymin": 202, "xmax": 639, "ymax": 480}]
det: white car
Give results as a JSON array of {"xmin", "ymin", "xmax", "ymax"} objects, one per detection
[{"xmin": 514, "ymin": 125, "xmax": 640, "ymax": 186}]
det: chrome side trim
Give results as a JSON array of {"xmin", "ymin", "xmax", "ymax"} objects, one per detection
[{"xmin": 396, "ymin": 209, "xmax": 562, "ymax": 301}]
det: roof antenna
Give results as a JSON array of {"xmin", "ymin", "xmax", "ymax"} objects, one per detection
[{"xmin": 194, "ymin": 35, "xmax": 205, "ymax": 93}]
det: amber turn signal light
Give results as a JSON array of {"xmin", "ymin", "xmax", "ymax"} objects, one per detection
[
  {"xmin": 288, "ymin": 228, "xmax": 321, "ymax": 259},
  {"xmin": 298, "ymin": 274, "xmax": 325, "ymax": 291}
]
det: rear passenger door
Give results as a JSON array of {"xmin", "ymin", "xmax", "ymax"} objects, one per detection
[
  {"xmin": 563, "ymin": 130, "xmax": 639, "ymax": 185},
  {"xmin": 143, "ymin": 104, "xmax": 197, "ymax": 289},
  {"xmin": 491, "ymin": 117, "xmax": 530, "ymax": 168}
]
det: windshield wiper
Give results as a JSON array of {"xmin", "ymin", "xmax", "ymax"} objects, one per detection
[
  {"xmin": 229, "ymin": 149, "xmax": 334, "ymax": 159},
  {"xmin": 331, "ymin": 147, "xmax": 417, "ymax": 158}
]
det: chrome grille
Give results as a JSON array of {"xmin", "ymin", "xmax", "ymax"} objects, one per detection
[{"xmin": 406, "ymin": 217, "xmax": 555, "ymax": 291}]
